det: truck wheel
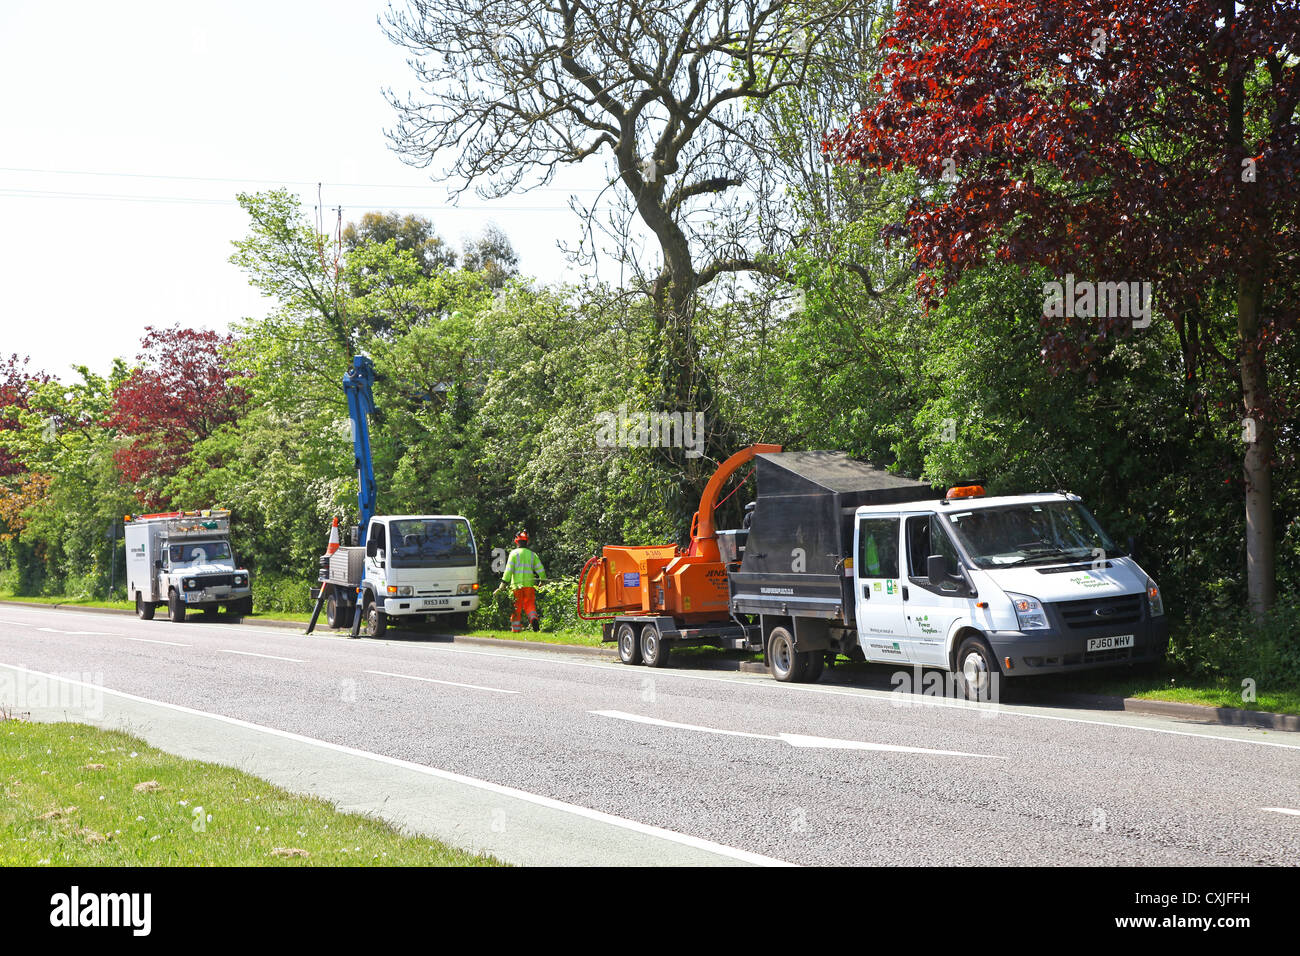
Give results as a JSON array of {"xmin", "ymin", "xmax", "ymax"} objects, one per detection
[
  {"xmin": 616, "ymin": 623, "xmax": 642, "ymax": 665},
  {"xmin": 639, "ymin": 624, "xmax": 670, "ymax": 668},
  {"xmin": 804, "ymin": 651, "xmax": 826, "ymax": 684},
  {"xmin": 955, "ymin": 636, "xmax": 998, "ymax": 701},
  {"xmin": 167, "ymin": 590, "xmax": 186, "ymax": 624},
  {"xmin": 363, "ymin": 600, "xmax": 387, "ymax": 639},
  {"xmin": 768, "ymin": 627, "xmax": 807, "ymax": 683},
  {"xmin": 135, "ymin": 594, "xmax": 155, "ymax": 621},
  {"xmin": 326, "ymin": 592, "xmax": 345, "ymax": 629}
]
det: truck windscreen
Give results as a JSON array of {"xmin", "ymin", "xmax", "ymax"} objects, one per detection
[
  {"xmin": 943, "ymin": 501, "xmax": 1118, "ymax": 568},
  {"xmin": 168, "ymin": 541, "xmax": 232, "ymax": 564},
  {"xmin": 389, "ymin": 518, "xmax": 476, "ymax": 568}
]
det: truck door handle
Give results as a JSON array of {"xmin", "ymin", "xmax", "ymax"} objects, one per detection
[
  {"xmin": 902, "ymin": 586, "xmax": 909, "ymax": 601},
  {"xmin": 861, "ymin": 585, "xmax": 870, "ymax": 599}
]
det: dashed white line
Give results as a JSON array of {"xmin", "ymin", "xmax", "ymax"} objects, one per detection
[
  {"xmin": 218, "ymin": 649, "xmax": 306, "ymax": 663},
  {"xmin": 125, "ymin": 637, "xmax": 192, "ymax": 647},
  {"xmin": 592, "ymin": 710, "xmax": 1006, "ymax": 758},
  {"xmin": 1262, "ymin": 807, "xmax": 1300, "ymax": 817},
  {"xmin": 364, "ymin": 669, "xmax": 519, "ymax": 694}
]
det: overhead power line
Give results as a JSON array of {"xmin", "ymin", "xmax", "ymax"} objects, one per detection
[{"xmin": 0, "ymin": 165, "xmax": 602, "ymax": 194}]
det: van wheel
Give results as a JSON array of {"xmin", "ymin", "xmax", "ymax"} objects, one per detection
[
  {"xmin": 136, "ymin": 594, "xmax": 155, "ymax": 621},
  {"xmin": 616, "ymin": 623, "xmax": 642, "ymax": 665},
  {"xmin": 363, "ymin": 600, "xmax": 387, "ymax": 639},
  {"xmin": 640, "ymin": 624, "xmax": 670, "ymax": 667},
  {"xmin": 167, "ymin": 590, "xmax": 186, "ymax": 624},
  {"xmin": 804, "ymin": 651, "xmax": 826, "ymax": 684},
  {"xmin": 768, "ymin": 627, "xmax": 808, "ymax": 683},
  {"xmin": 955, "ymin": 636, "xmax": 998, "ymax": 701}
]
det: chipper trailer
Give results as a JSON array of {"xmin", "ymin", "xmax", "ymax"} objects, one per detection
[{"xmin": 579, "ymin": 445, "xmax": 1167, "ymax": 694}]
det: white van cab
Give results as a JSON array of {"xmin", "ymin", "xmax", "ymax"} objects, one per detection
[{"xmin": 851, "ymin": 485, "xmax": 1167, "ymax": 694}]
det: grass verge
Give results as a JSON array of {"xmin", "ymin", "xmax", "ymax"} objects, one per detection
[{"xmin": 0, "ymin": 718, "xmax": 503, "ymax": 866}]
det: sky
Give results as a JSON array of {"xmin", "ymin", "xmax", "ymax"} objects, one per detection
[{"xmin": 0, "ymin": 1, "xmax": 606, "ymax": 379}]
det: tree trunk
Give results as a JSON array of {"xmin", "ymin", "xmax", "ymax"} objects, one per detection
[{"xmin": 1237, "ymin": 266, "xmax": 1275, "ymax": 616}]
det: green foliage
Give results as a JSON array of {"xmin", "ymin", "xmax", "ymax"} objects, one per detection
[{"xmin": 1170, "ymin": 599, "xmax": 1300, "ymax": 693}]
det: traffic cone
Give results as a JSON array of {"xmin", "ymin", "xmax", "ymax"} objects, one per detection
[{"xmin": 326, "ymin": 517, "xmax": 340, "ymax": 555}]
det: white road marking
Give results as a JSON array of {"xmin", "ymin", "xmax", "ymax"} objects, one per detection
[
  {"xmin": 0, "ymin": 619, "xmax": 34, "ymax": 626},
  {"xmin": 592, "ymin": 710, "xmax": 1006, "ymax": 759},
  {"xmin": 217, "ymin": 649, "xmax": 306, "ymax": 663},
  {"xmin": 37, "ymin": 628, "xmax": 111, "ymax": 636},
  {"xmin": 125, "ymin": 637, "xmax": 192, "ymax": 647},
  {"xmin": 2, "ymin": 664, "xmax": 793, "ymax": 867},
  {"xmin": 364, "ymin": 669, "xmax": 518, "ymax": 695},
  {"xmin": 1262, "ymin": 807, "xmax": 1300, "ymax": 817}
]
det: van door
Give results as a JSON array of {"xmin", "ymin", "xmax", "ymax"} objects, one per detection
[
  {"xmin": 903, "ymin": 513, "xmax": 969, "ymax": 666},
  {"xmin": 853, "ymin": 514, "xmax": 911, "ymax": 664}
]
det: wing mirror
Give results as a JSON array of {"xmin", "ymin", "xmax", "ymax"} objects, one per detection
[{"xmin": 927, "ymin": 554, "xmax": 965, "ymax": 592}]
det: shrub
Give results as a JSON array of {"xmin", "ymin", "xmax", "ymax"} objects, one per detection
[{"xmin": 1169, "ymin": 599, "xmax": 1300, "ymax": 693}]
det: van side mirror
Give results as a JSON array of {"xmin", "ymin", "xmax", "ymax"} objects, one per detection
[{"xmin": 927, "ymin": 554, "xmax": 961, "ymax": 591}]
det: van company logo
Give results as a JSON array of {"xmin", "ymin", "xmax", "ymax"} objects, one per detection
[{"xmin": 50, "ymin": 886, "xmax": 151, "ymax": 936}]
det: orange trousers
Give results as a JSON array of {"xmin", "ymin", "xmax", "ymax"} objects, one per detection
[{"xmin": 510, "ymin": 587, "xmax": 537, "ymax": 632}]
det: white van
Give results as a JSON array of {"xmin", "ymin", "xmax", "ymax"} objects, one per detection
[{"xmin": 851, "ymin": 485, "xmax": 1167, "ymax": 695}]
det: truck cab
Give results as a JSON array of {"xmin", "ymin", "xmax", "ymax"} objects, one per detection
[
  {"xmin": 852, "ymin": 486, "xmax": 1167, "ymax": 696},
  {"xmin": 319, "ymin": 514, "xmax": 481, "ymax": 637}
]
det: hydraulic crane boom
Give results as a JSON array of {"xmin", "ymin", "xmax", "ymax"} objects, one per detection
[{"xmin": 342, "ymin": 355, "xmax": 378, "ymax": 547}]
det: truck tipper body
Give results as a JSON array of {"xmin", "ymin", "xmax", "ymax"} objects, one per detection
[
  {"xmin": 581, "ymin": 447, "xmax": 1167, "ymax": 694},
  {"xmin": 125, "ymin": 509, "xmax": 253, "ymax": 623}
]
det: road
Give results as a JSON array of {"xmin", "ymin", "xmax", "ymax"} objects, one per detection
[{"xmin": 2, "ymin": 604, "xmax": 1298, "ymax": 866}]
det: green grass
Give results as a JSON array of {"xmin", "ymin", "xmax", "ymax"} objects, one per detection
[
  {"xmin": 0, "ymin": 719, "xmax": 504, "ymax": 866},
  {"xmin": 1027, "ymin": 670, "xmax": 1300, "ymax": 715},
  {"xmin": 0, "ymin": 590, "xmax": 134, "ymax": 611}
]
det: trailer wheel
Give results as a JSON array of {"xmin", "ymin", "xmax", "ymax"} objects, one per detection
[
  {"xmin": 363, "ymin": 599, "xmax": 387, "ymax": 639},
  {"xmin": 135, "ymin": 594, "xmax": 155, "ymax": 621},
  {"xmin": 615, "ymin": 623, "xmax": 642, "ymax": 665},
  {"xmin": 955, "ymin": 636, "xmax": 997, "ymax": 701},
  {"xmin": 167, "ymin": 590, "xmax": 186, "ymax": 624},
  {"xmin": 640, "ymin": 624, "xmax": 670, "ymax": 668},
  {"xmin": 767, "ymin": 627, "xmax": 807, "ymax": 682}
]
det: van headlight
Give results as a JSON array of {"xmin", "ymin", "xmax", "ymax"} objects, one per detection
[
  {"xmin": 185, "ymin": 578, "xmax": 198, "ymax": 589},
  {"xmin": 1146, "ymin": 578, "xmax": 1164, "ymax": 617},
  {"xmin": 233, "ymin": 574, "xmax": 246, "ymax": 587},
  {"xmin": 457, "ymin": 584, "xmax": 476, "ymax": 595},
  {"xmin": 1007, "ymin": 592, "xmax": 1050, "ymax": 630}
]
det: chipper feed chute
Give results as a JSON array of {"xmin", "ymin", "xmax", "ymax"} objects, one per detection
[{"xmin": 577, "ymin": 443, "xmax": 782, "ymax": 622}]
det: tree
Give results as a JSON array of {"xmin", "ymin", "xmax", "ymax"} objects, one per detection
[
  {"xmin": 382, "ymin": 0, "xmax": 852, "ymax": 416},
  {"xmin": 107, "ymin": 326, "xmax": 249, "ymax": 509},
  {"xmin": 461, "ymin": 224, "xmax": 519, "ymax": 289},
  {"xmin": 0, "ymin": 354, "xmax": 50, "ymax": 479},
  {"xmin": 343, "ymin": 211, "xmax": 457, "ymax": 275},
  {"xmin": 827, "ymin": 0, "xmax": 1300, "ymax": 612}
]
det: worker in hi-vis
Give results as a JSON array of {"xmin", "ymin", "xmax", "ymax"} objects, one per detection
[{"xmin": 496, "ymin": 531, "xmax": 546, "ymax": 632}]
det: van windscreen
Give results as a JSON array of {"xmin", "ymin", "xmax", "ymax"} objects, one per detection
[{"xmin": 944, "ymin": 501, "xmax": 1118, "ymax": 568}]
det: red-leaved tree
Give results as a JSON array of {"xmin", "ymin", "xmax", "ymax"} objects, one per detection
[
  {"xmin": 107, "ymin": 326, "xmax": 249, "ymax": 509},
  {"xmin": 826, "ymin": 0, "xmax": 1299, "ymax": 612}
]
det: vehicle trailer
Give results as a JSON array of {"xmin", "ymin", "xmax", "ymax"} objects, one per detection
[
  {"xmin": 581, "ymin": 447, "xmax": 1168, "ymax": 694},
  {"xmin": 125, "ymin": 509, "xmax": 253, "ymax": 623}
]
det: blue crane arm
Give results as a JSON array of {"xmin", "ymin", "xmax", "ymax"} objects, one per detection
[{"xmin": 343, "ymin": 355, "xmax": 379, "ymax": 547}]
